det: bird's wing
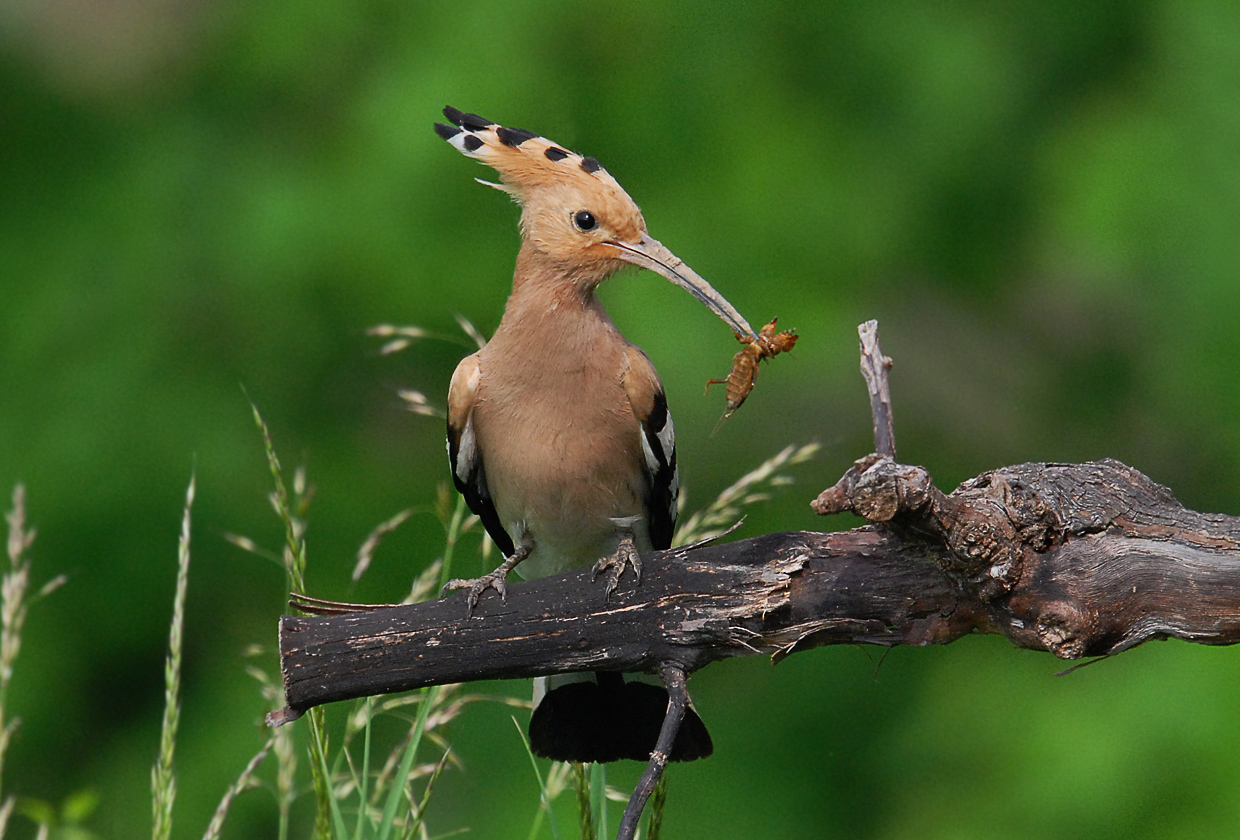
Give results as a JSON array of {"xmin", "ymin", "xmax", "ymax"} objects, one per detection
[
  {"xmin": 621, "ymin": 345, "xmax": 678, "ymax": 551},
  {"xmin": 447, "ymin": 353, "xmax": 516, "ymax": 557}
]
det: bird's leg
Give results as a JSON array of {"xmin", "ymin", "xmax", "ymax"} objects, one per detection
[
  {"xmin": 592, "ymin": 523, "xmax": 641, "ymax": 600},
  {"xmin": 442, "ymin": 539, "xmax": 531, "ymax": 616}
]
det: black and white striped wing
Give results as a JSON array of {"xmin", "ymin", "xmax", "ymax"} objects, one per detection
[
  {"xmin": 447, "ymin": 353, "xmax": 516, "ymax": 557},
  {"xmin": 622, "ymin": 346, "xmax": 678, "ymax": 551},
  {"xmin": 638, "ymin": 388, "xmax": 678, "ymax": 551}
]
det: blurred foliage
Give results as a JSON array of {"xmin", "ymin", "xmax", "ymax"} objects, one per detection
[{"xmin": 2, "ymin": 0, "xmax": 1239, "ymax": 837}]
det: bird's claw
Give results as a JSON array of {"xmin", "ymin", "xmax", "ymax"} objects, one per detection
[
  {"xmin": 442, "ymin": 543, "xmax": 529, "ymax": 616},
  {"xmin": 592, "ymin": 535, "xmax": 642, "ymax": 601},
  {"xmin": 442, "ymin": 571, "xmax": 509, "ymax": 616}
]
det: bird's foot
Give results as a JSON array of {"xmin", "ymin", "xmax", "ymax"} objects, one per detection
[
  {"xmin": 592, "ymin": 532, "xmax": 641, "ymax": 601},
  {"xmin": 441, "ymin": 569, "xmax": 510, "ymax": 615},
  {"xmin": 442, "ymin": 544, "xmax": 528, "ymax": 616}
]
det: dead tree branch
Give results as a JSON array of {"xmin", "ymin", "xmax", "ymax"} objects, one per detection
[
  {"xmin": 274, "ymin": 454, "xmax": 1240, "ymax": 720},
  {"xmin": 858, "ymin": 319, "xmax": 896, "ymax": 458}
]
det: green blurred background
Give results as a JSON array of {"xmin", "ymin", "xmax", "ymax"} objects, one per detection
[{"xmin": 3, "ymin": 1, "xmax": 1239, "ymax": 837}]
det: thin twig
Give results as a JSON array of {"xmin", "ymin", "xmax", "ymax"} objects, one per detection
[
  {"xmin": 616, "ymin": 664, "xmax": 690, "ymax": 840},
  {"xmin": 858, "ymin": 320, "xmax": 896, "ymax": 458}
]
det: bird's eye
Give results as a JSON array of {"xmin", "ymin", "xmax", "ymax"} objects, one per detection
[{"xmin": 572, "ymin": 210, "xmax": 598, "ymax": 232}]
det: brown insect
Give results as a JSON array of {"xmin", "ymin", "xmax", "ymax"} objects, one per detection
[{"xmin": 705, "ymin": 318, "xmax": 799, "ymax": 417}]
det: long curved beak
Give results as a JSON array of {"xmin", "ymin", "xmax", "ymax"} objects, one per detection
[{"xmin": 610, "ymin": 235, "xmax": 757, "ymax": 340}]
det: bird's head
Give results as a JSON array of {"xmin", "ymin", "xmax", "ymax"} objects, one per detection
[{"xmin": 434, "ymin": 107, "xmax": 755, "ymax": 339}]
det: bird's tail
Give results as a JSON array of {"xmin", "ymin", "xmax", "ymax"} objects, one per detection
[{"xmin": 528, "ymin": 671, "xmax": 713, "ymax": 763}]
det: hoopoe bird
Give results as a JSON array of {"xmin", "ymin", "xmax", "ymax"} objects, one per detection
[{"xmin": 434, "ymin": 106, "xmax": 752, "ymax": 763}]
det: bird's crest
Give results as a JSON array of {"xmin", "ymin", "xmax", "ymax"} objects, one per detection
[
  {"xmin": 433, "ymin": 106, "xmax": 628, "ymax": 204},
  {"xmin": 432, "ymin": 105, "xmax": 756, "ymax": 340}
]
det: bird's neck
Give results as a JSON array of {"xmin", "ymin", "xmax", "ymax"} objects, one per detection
[
  {"xmin": 510, "ymin": 242, "xmax": 616, "ymax": 298},
  {"xmin": 490, "ymin": 244, "xmax": 620, "ymax": 352}
]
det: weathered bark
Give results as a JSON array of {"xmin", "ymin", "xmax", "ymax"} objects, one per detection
[
  {"xmin": 812, "ymin": 454, "xmax": 1240, "ymax": 657},
  {"xmin": 274, "ymin": 455, "xmax": 1240, "ymax": 721}
]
